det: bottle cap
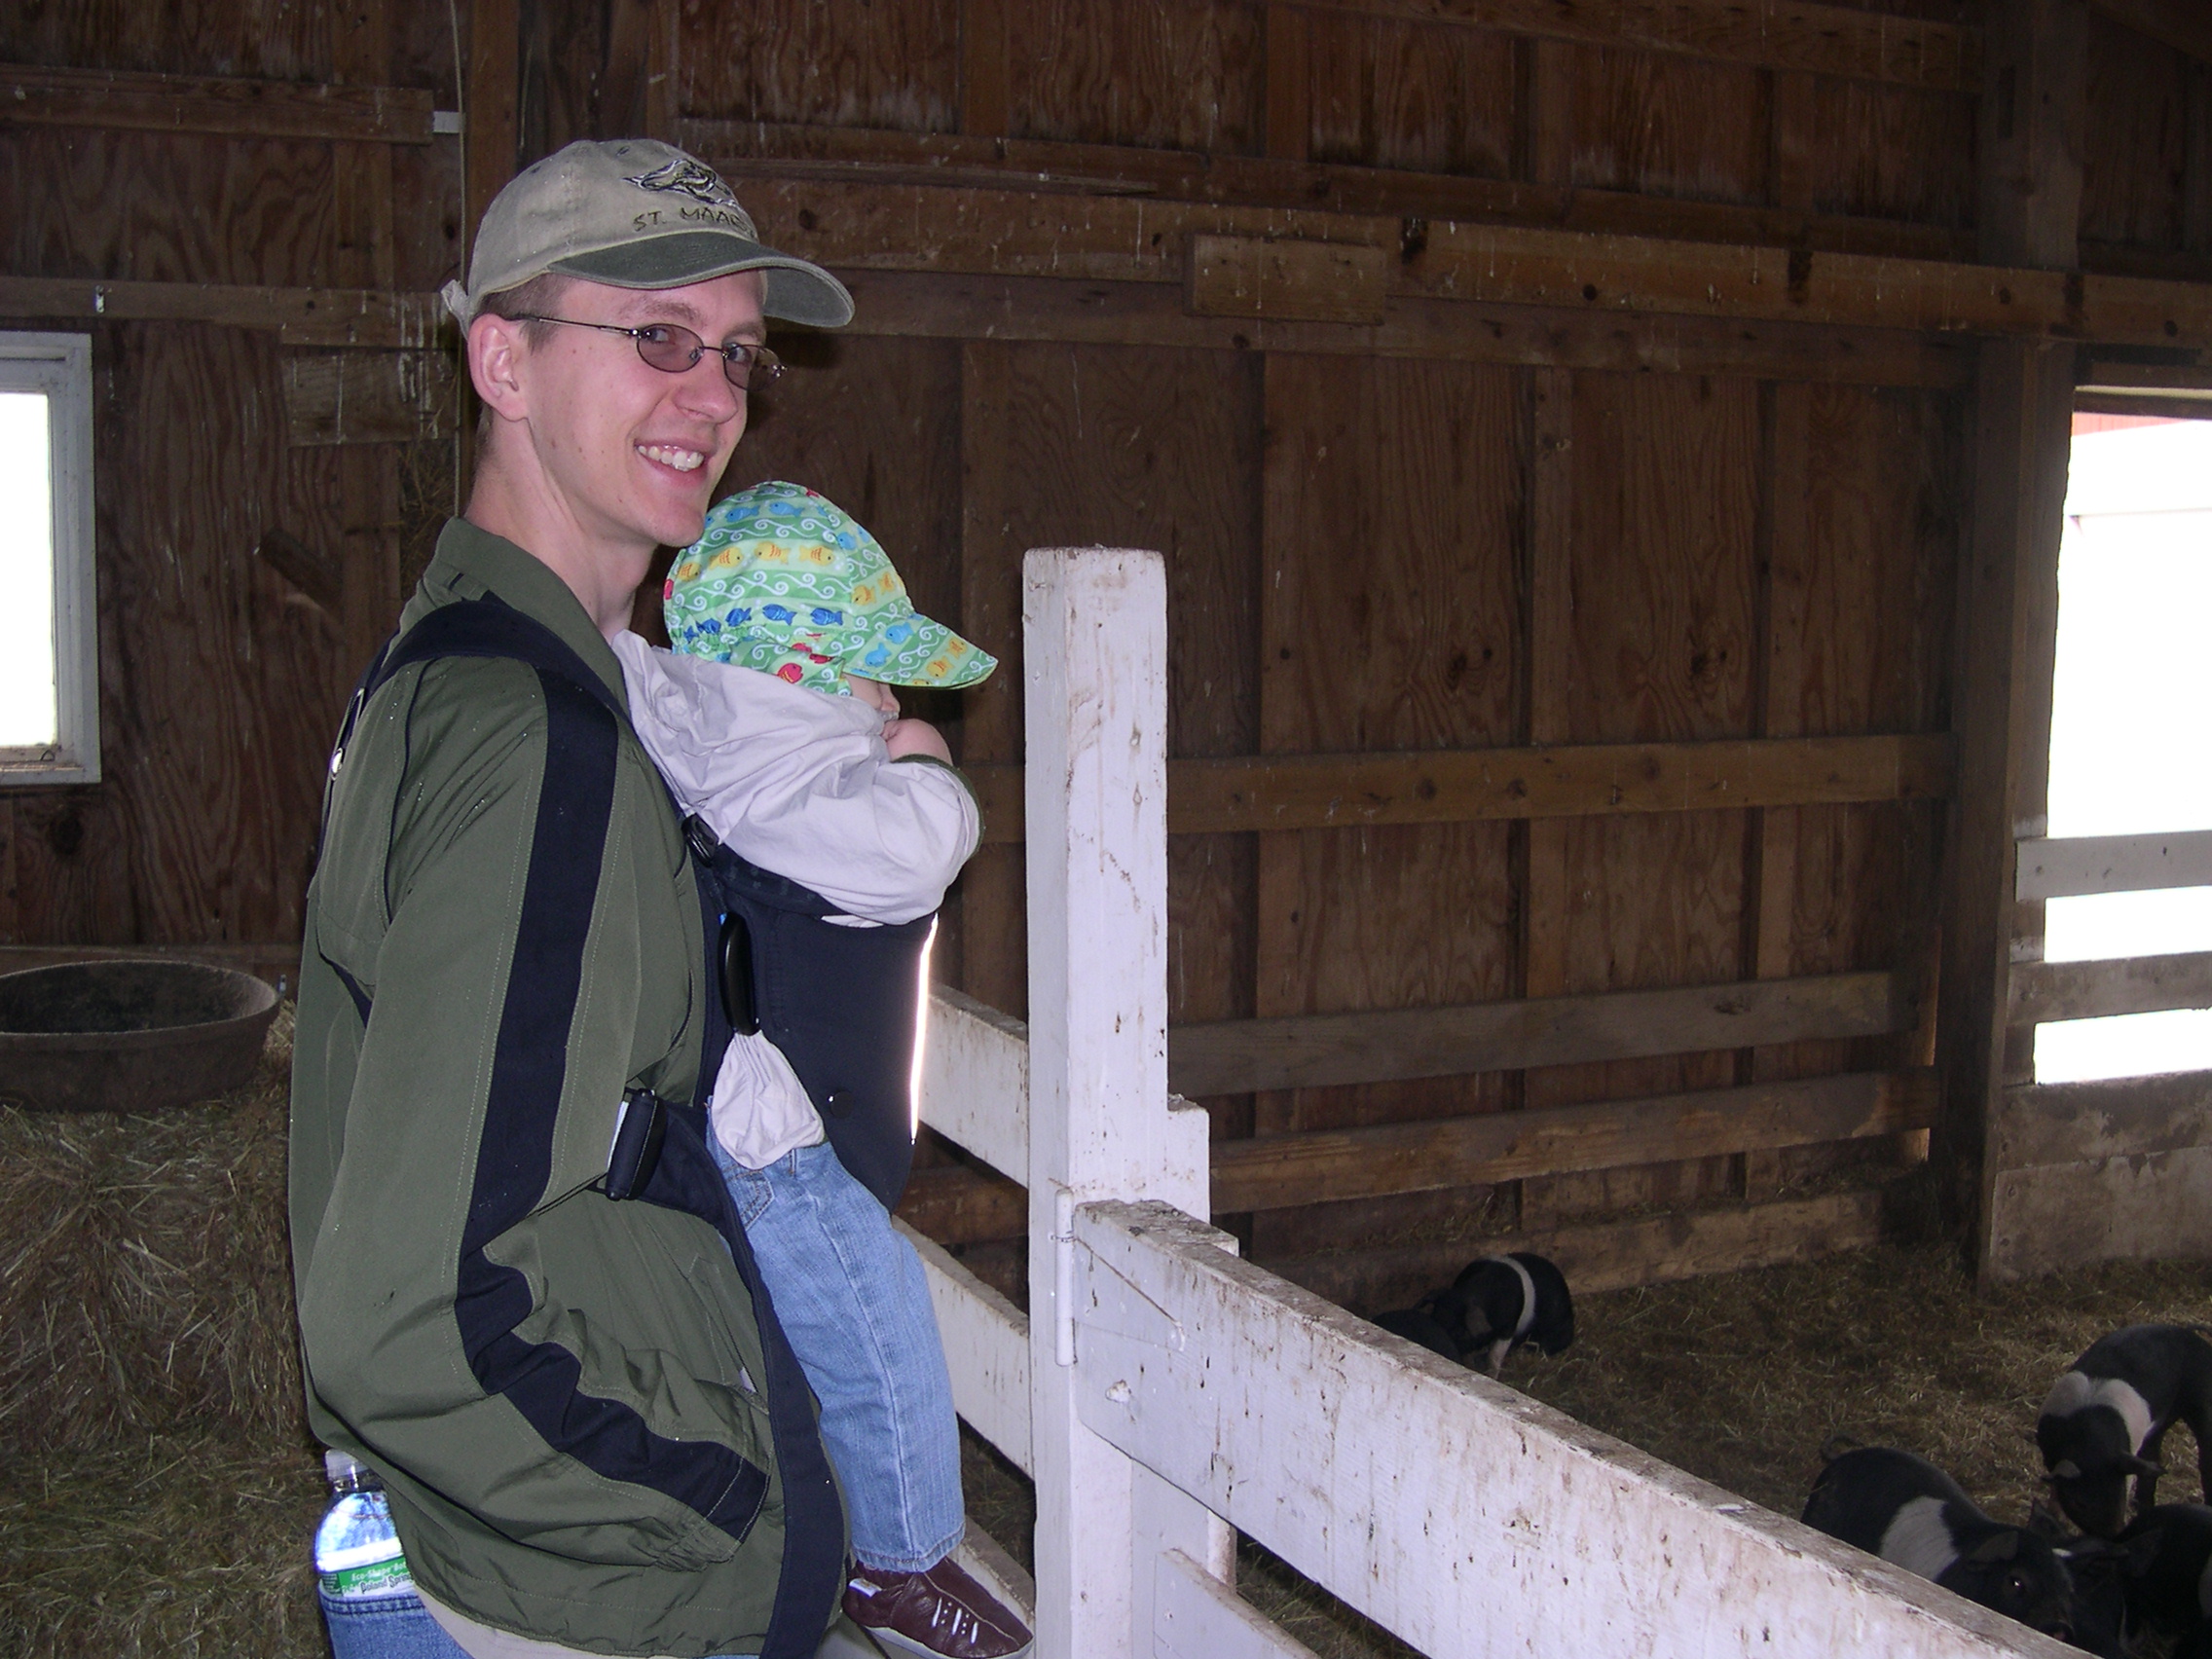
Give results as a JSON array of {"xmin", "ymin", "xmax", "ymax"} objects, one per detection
[{"xmin": 324, "ymin": 1448, "xmax": 367, "ymax": 1486}]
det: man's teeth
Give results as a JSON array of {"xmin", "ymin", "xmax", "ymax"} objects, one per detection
[{"xmin": 639, "ymin": 444, "xmax": 705, "ymax": 471}]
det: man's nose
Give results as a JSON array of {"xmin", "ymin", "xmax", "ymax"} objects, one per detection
[{"xmin": 675, "ymin": 354, "xmax": 743, "ymax": 421}]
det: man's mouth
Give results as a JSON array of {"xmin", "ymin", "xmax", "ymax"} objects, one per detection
[{"xmin": 638, "ymin": 443, "xmax": 707, "ymax": 473}]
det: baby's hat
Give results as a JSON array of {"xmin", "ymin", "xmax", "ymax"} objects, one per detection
[{"xmin": 664, "ymin": 481, "xmax": 996, "ymax": 695}]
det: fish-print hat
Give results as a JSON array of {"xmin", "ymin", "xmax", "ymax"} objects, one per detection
[{"xmin": 664, "ymin": 480, "xmax": 996, "ymax": 695}]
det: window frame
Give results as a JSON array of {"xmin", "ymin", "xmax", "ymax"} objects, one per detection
[{"xmin": 0, "ymin": 332, "xmax": 98, "ymax": 787}]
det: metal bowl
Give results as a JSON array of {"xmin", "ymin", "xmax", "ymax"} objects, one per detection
[{"xmin": 0, "ymin": 959, "xmax": 281, "ymax": 1112}]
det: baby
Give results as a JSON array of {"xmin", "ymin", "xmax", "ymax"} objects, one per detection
[{"xmin": 612, "ymin": 480, "xmax": 1028, "ymax": 1659}]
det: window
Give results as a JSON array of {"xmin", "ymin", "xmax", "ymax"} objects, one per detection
[
  {"xmin": 2035, "ymin": 413, "xmax": 2212, "ymax": 1083},
  {"xmin": 0, "ymin": 333, "xmax": 97, "ymax": 786}
]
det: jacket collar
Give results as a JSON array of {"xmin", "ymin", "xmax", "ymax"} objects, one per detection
[{"xmin": 406, "ymin": 518, "xmax": 632, "ymax": 716}]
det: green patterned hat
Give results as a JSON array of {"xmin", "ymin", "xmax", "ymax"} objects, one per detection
[{"xmin": 664, "ymin": 481, "xmax": 996, "ymax": 695}]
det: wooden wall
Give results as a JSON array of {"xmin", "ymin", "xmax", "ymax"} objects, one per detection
[{"xmin": 6, "ymin": 0, "xmax": 2210, "ymax": 1290}]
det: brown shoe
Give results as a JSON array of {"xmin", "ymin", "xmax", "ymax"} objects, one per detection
[{"xmin": 842, "ymin": 1556, "xmax": 1034, "ymax": 1659}]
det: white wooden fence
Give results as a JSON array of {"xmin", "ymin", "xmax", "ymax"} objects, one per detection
[{"xmin": 911, "ymin": 547, "xmax": 2073, "ymax": 1659}]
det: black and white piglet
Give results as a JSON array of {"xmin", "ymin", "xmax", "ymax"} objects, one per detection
[
  {"xmin": 2040, "ymin": 1324, "xmax": 2212, "ymax": 1537},
  {"xmin": 1802, "ymin": 1446, "xmax": 2081, "ymax": 1643},
  {"xmin": 1369, "ymin": 1304, "xmax": 1462, "ymax": 1362},
  {"xmin": 2115, "ymin": 1502, "xmax": 2212, "ymax": 1642},
  {"xmin": 1428, "ymin": 1253, "xmax": 1575, "ymax": 1376}
]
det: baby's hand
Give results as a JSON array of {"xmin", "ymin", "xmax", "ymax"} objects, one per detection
[{"xmin": 884, "ymin": 718, "xmax": 952, "ymax": 764}]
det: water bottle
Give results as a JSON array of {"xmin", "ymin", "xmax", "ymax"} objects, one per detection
[{"xmin": 315, "ymin": 1449, "xmax": 412, "ymax": 1603}]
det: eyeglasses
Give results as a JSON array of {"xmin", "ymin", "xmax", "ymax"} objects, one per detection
[{"xmin": 510, "ymin": 315, "xmax": 786, "ymax": 390}]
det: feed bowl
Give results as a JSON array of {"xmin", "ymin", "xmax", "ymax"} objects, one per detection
[{"xmin": 0, "ymin": 959, "xmax": 281, "ymax": 1112}]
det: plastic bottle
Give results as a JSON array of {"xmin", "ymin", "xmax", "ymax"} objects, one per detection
[{"xmin": 314, "ymin": 1450, "xmax": 413, "ymax": 1603}]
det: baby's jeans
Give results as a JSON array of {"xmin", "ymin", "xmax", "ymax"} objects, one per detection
[{"xmin": 713, "ymin": 1135, "xmax": 966, "ymax": 1573}]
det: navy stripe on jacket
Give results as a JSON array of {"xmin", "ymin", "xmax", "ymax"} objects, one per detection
[{"xmin": 450, "ymin": 665, "xmax": 768, "ymax": 1542}]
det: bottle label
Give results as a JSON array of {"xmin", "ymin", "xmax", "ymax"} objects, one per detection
[{"xmin": 320, "ymin": 1556, "xmax": 414, "ymax": 1600}]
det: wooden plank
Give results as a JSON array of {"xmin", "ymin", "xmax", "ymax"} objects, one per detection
[
  {"xmin": 720, "ymin": 173, "xmax": 2212, "ymax": 347},
  {"xmin": 2009, "ymin": 949, "xmax": 2212, "ymax": 1024},
  {"xmin": 904, "ymin": 1220, "xmax": 1032, "ymax": 1472},
  {"xmin": 918, "ymin": 985, "xmax": 1029, "ymax": 1183},
  {"xmin": 1261, "ymin": 1186, "xmax": 1893, "ymax": 1308},
  {"xmin": 1172, "ymin": 969, "xmax": 1908, "ymax": 1096},
  {"xmin": 466, "ymin": 0, "xmax": 520, "ymax": 262},
  {"xmin": 2016, "ymin": 830, "xmax": 2212, "ymax": 900},
  {"xmin": 1306, "ymin": 9, "xmax": 1514, "ymax": 176},
  {"xmin": 687, "ymin": 119, "xmax": 1973, "ymax": 265},
  {"xmin": 1990, "ymin": 1145, "xmax": 2212, "ymax": 1282},
  {"xmin": 2083, "ymin": 0, "xmax": 2212, "ymax": 66},
  {"xmin": 1155, "ymin": 1549, "xmax": 1319, "ymax": 1659},
  {"xmin": 254, "ymin": 527, "xmax": 343, "ymax": 614},
  {"xmin": 1186, "ymin": 234, "xmax": 1390, "ymax": 325},
  {"xmin": 1981, "ymin": 0, "xmax": 2089, "ymax": 271},
  {"xmin": 1075, "ymin": 1199, "xmax": 2066, "ymax": 1659},
  {"xmin": 1272, "ymin": 0, "xmax": 1979, "ymax": 92},
  {"xmin": 960, "ymin": 0, "xmax": 1010, "ymax": 135},
  {"xmin": 1263, "ymin": 4, "xmax": 1310, "ymax": 162},
  {"xmin": 831, "ymin": 271, "xmax": 1972, "ymax": 388},
  {"xmin": 896, "ymin": 1162, "xmax": 1026, "ymax": 1244},
  {"xmin": 280, "ymin": 350, "xmax": 456, "ymax": 445},
  {"xmin": 1208, "ymin": 1069, "xmax": 1937, "ymax": 1212},
  {"xmin": 0, "ymin": 63, "xmax": 434, "ymax": 143},
  {"xmin": 0, "ymin": 276, "xmax": 443, "ymax": 349},
  {"xmin": 961, "ymin": 734, "xmax": 1955, "ymax": 844},
  {"xmin": 1993, "ymin": 1070, "xmax": 2212, "ymax": 1167},
  {"xmin": 1004, "ymin": 0, "xmax": 1264, "ymax": 155}
]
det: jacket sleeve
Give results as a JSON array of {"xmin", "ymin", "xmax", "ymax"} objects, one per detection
[{"xmin": 296, "ymin": 660, "xmax": 768, "ymax": 1570}]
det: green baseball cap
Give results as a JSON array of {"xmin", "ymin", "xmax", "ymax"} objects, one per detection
[
  {"xmin": 665, "ymin": 481, "xmax": 996, "ymax": 695},
  {"xmin": 441, "ymin": 138, "xmax": 853, "ymax": 327}
]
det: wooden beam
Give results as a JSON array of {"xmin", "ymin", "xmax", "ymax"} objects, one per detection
[
  {"xmin": 962, "ymin": 733, "xmax": 1955, "ymax": 845},
  {"xmin": 722, "ymin": 173, "xmax": 2212, "ymax": 349},
  {"xmin": 833, "ymin": 271, "xmax": 1971, "ymax": 388},
  {"xmin": 1263, "ymin": 5, "xmax": 1310, "ymax": 163},
  {"xmin": 465, "ymin": 0, "xmax": 521, "ymax": 263},
  {"xmin": 255, "ymin": 527, "xmax": 344, "ymax": 613},
  {"xmin": 2083, "ymin": 0, "xmax": 2212, "ymax": 65},
  {"xmin": 2009, "ymin": 949, "xmax": 2212, "ymax": 1025},
  {"xmin": 1170, "ymin": 969, "xmax": 1911, "ymax": 1097},
  {"xmin": 898, "ymin": 1162, "xmax": 1027, "ymax": 1244},
  {"xmin": 1994, "ymin": 1069, "xmax": 2212, "ymax": 1168},
  {"xmin": 0, "ymin": 63, "xmax": 434, "ymax": 143},
  {"xmin": 958, "ymin": 0, "xmax": 1009, "ymax": 138},
  {"xmin": 1262, "ymin": 1187, "xmax": 1891, "ymax": 1309},
  {"xmin": 281, "ymin": 350, "xmax": 457, "ymax": 446},
  {"xmin": 1186, "ymin": 234, "xmax": 1390, "ymax": 325},
  {"xmin": 1978, "ymin": 0, "xmax": 2088, "ymax": 272},
  {"xmin": 2015, "ymin": 830, "xmax": 2212, "ymax": 900},
  {"xmin": 1272, "ymin": 0, "xmax": 1978, "ymax": 91},
  {"xmin": 688, "ymin": 120, "xmax": 1972, "ymax": 267},
  {"xmin": 1210, "ymin": 1070, "xmax": 1937, "ymax": 1212},
  {"xmin": 0, "ymin": 276, "xmax": 445, "ymax": 349}
]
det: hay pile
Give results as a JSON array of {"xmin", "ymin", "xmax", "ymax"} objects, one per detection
[{"xmin": 0, "ymin": 1006, "xmax": 328, "ymax": 1659}]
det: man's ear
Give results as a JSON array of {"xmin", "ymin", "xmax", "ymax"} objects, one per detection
[{"xmin": 468, "ymin": 313, "xmax": 532, "ymax": 424}]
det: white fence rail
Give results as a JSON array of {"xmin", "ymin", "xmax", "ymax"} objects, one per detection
[{"xmin": 911, "ymin": 547, "xmax": 2072, "ymax": 1659}]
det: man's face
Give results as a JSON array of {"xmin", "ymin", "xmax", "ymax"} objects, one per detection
[{"xmin": 506, "ymin": 270, "xmax": 766, "ymax": 555}]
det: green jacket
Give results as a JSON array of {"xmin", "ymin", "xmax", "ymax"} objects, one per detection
[{"xmin": 289, "ymin": 519, "xmax": 845, "ymax": 1656}]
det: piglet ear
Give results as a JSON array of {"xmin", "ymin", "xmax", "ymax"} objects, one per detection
[
  {"xmin": 1968, "ymin": 1530, "xmax": 2023, "ymax": 1565},
  {"xmin": 2049, "ymin": 1460, "xmax": 2083, "ymax": 1481}
]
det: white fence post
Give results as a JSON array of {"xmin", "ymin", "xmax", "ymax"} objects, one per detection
[{"xmin": 1023, "ymin": 547, "xmax": 1231, "ymax": 1659}]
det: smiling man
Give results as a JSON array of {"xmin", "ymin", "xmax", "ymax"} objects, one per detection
[{"xmin": 290, "ymin": 141, "xmax": 858, "ymax": 1659}]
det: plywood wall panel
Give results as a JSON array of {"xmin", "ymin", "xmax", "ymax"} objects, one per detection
[
  {"xmin": 1562, "ymin": 46, "xmax": 1770, "ymax": 206},
  {"xmin": 1794, "ymin": 79, "xmax": 1975, "ymax": 227},
  {"xmin": 1304, "ymin": 14, "xmax": 1514, "ymax": 178},
  {"xmin": 1252, "ymin": 354, "xmax": 1521, "ymax": 1247},
  {"xmin": 10, "ymin": 322, "xmax": 351, "ymax": 950},
  {"xmin": 955, "ymin": 341, "xmax": 1262, "ymax": 1022},
  {"xmin": 681, "ymin": 0, "xmax": 960, "ymax": 131},
  {"xmin": 2082, "ymin": 10, "xmax": 2190, "ymax": 252},
  {"xmin": 0, "ymin": 130, "xmax": 340, "ymax": 286},
  {"xmin": 1559, "ymin": 374, "xmax": 1761, "ymax": 745},
  {"xmin": 0, "ymin": 0, "xmax": 328, "ymax": 79},
  {"xmin": 1007, "ymin": 0, "xmax": 1264, "ymax": 154}
]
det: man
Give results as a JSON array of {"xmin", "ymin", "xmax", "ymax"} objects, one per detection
[{"xmin": 290, "ymin": 139, "xmax": 861, "ymax": 1659}]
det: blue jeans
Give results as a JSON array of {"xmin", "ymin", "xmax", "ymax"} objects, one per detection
[
  {"xmin": 714, "ymin": 1135, "xmax": 965, "ymax": 1572},
  {"xmin": 318, "ymin": 1587, "xmax": 765, "ymax": 1657}
]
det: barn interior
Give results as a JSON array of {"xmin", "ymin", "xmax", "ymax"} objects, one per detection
[{"xmin": 7, "ymin": 0, "xmax": 2212, "ymax": 1652}]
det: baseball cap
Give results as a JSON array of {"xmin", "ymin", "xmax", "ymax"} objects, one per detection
[
  {"xmin": 441, "ymin": 138, "xmax": 853, "ymax": 328},
  {"xmin": 665, "ymin": 481, "xmax": 996, "ymax": 695}
]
